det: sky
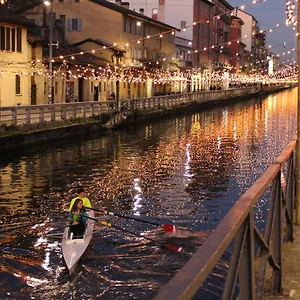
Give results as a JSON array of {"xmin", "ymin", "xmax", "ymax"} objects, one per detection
[{"xmin": 230, "ymin": 0, "xmax": 296, "ymax": 64}]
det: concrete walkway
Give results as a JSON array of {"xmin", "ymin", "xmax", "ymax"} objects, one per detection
[{"xmin": 263, "ymin": 224, "xmax": 300, "ymax": 299}]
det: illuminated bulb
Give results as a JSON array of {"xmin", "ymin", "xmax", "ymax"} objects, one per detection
[
  {"xmin": 147, "ymin": 35, "xmax": 150, "ymax": 38},
  {"xmin": 240, "ymin": 5, "xmax": 245, "ymax": 9},
  {"xmin": 80, "ymin": 51, "xmax": 84, "ymax": 55},
  {"xmin": 103, "ymin": 46, "xmax": 106, "ymax": 49},
  {"xmin": 137, "ymin": 40, "xmax": 140, "ymax": 44},
  {"xmin": 160, "ymin": 34, "xmax": 163, "ymax": 38},
  {"xmin": 92, "ymin": 50, "xmax": 95, "ymax": 53},
  {"xmin": 71, "ymin": 56, "xmax": 75, "ymax": 59},
  {"xmin": 193, "ymin": 22, "xmax": 197, "ymax": 25},
  {"xmin": 125, "ymin": 43, "xmax": 129, "ymax": 47},
  {"xmin": 114, "ymin": 43, "xmax": 117, "ymax": 46}
]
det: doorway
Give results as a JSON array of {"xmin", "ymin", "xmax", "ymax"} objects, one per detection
[{"xmin": 94, "ymin": 85, "xmax": 99, "ymax": 101}]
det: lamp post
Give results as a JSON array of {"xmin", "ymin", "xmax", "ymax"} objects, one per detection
[{"xmin": 44, "ymin": 0, "xmax": 54, "ymax": 104}]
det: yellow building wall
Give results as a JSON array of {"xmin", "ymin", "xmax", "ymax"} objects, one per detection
[
  {"xmin": 24, "ymin": 0, "xmax": 176, "ymax": 102},
  {"xmin": 0, "ymin": 22, "xmax": 46, "ymax": 107}
]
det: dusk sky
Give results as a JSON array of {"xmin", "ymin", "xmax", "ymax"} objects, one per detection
[{"xmin": 230, "ymin": 0, "xmax": 296, "ymax": 64}]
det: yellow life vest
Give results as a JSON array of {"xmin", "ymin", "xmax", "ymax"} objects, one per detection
[{"xmin": 69, "ymin": 196, "xmax": 92, "ymax": 211}]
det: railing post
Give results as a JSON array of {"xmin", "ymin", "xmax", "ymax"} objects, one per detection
[
  {"xmin": 272, "ymin": 173, "xmax": 282, "ymax": 295},
  {"xmin": 239, "ymin": 212, "xmax": 255, "ymax": 300},
  {"xmin": 12, "ymin": 108, "xmax": 17, "ymax": 126},
  {"xmin": 40, "ymin": 106, "xmax": 45, "ymax": 124},
  {"xmin": 51, "ymin": 105, "xmax": 55, "ymax": 122},
  {"xmin": 26, "ymin": 108, "xmax": 30, "ymax": 125}
]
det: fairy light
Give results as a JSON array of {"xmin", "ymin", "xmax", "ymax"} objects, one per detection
[{"xmin": 286, "ymin": 0, "xmax": 297, "ymax": 26}]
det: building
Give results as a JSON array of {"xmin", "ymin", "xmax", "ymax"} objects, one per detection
[
  {"xmin": 236, "ymin": 9, "xmax": 267, "ymax": 74},
  {"xmin": 228, "ymin": 16, "xmax": 245, "ymax": 73},
  {"xmin": 0, "ymin": 6, "xmax": 45, "ymax": 107},
  {"xmin": 22, "ymin": 0, "xmax": 179, "ymax": 103}
]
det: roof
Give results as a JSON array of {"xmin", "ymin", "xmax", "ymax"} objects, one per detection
[
  {"xmin": 18, "ymin": 0, "xmax": 179, "ymax": 30},
  {"xmin": 0, "ymin": 6, "xmax": 35, "ymax": 27},
  {"xmin": 72, "ymin": 38, "xmax": 126, "ymax": 53},
  {"xmin": 50, "ymin": 41, "xmax": 111, "ymax": 66},
  {"xmin": 237, "ymin": 9, "xmax": 259, "ymax": 24},
  {"xmin": 89, "ymin": 0, "xmax": 178, "ymax": 30}
]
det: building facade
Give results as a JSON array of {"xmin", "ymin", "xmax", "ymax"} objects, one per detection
[
  {"xmin": 0, "ymin": 7, "xmax": 45, "ymax": 107},
  {"xmin": 22, "ymin": 0, "xmax": 178, "ymax": 103}
]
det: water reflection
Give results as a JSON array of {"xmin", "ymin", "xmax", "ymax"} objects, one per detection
[{"xmin": 0, "ymin": 88, "xmax": 297, "ymax": 299}]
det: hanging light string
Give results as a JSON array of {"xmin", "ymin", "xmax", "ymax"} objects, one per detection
[
  {"xmin": 0, "ymin": 0, "xmax": 268, "ymax": 68},
  {"xmin": 0, "ymin": 26, "xmax": 294, "ymax": 82},
  {"xmin": 133, "ymin": 23, "xmax": 285, "ymax": 66}
]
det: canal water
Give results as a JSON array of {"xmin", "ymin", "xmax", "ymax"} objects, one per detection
[{"xmin": 0, "ymin": 88, "xmax": 297, "ymax": 299}]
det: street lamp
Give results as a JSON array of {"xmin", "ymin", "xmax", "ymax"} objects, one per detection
[{"xmin": 44, "ymin": 0, "xmax": 54, "ymax": 104}]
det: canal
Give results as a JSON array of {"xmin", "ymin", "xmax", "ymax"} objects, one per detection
[{"xmin": 0, "ymin": 88, "xmax": 297, "ymax": 299}]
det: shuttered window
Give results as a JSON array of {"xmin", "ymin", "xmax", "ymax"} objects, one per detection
[
  {"xmin": 0, "ymin": 26, "xmax": 5, "ymax": 50},
  {"xmin": 67, "ymin": 18, "xmax": 82, "ymax": 31},
  {"xmin": 11, "ymin": 28, "xmax": 15, "ymax": 51},
  {"xmin": 16, "ymin": 28, "xmax": 22, "ymax": 52},
  {"xmin": 6, "ymin": 27, "xmax": 10, "ymax": 51},
  {"xmin": 15, "ymin": 75, "xmax": 21, "ymax": 94}
]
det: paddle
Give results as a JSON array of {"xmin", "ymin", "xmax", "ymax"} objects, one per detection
[
  {"xmin": 87, "ymin": 216, "xmax": 183, "ymax": 252},
  {"xmin": 86, "ymin": 207, "xmax": 179, "ymax": 233}
]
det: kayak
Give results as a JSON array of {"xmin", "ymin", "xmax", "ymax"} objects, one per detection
[{"xmin": 62, "ymin": 210, "xmax": 95, "ymax": 274}]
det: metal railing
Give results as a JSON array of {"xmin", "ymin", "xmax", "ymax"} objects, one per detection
[
  {"xmin": 154, "ymin": 137, "xmax": 297, "ymax": 300},
  {"xmin": 0, "ymin": 87, "xmax": 259, "ymax": 127},
  {"xmin": 106, "ymin": 86, "xmax": 259, "ymax": 126}
]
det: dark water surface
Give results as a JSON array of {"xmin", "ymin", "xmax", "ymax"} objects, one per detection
[{"xmin": 0, "ymin": 88, "xmax": 297, "ymax": 299}]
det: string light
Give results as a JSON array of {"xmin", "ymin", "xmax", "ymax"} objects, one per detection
[{"xmin": 286, "ymin": 0, "xmax": 297, "ymax": 26}]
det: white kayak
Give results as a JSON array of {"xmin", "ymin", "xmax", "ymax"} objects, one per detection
[{"xmin": 62, "ymin": 210, "xmax": 95, "ymax": 274}]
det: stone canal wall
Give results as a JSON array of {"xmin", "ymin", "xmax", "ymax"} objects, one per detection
[{"xmin": 0, "ymin": 84, "xmax": 293, "ymax": 153}]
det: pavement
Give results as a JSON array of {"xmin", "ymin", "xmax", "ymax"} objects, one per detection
[{"xmin": 263, "ymin": 224, "xmax": 300, "ymax": 299}]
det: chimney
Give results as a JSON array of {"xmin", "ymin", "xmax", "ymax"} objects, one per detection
[
  {"xmin": 140, "ymin": 8, "xmax": 144, "ymax": 15},
  {"xmin": 115, "ymin": 0, "xmax": 121, "ymax": 5},
  {"xmin": 121, "ymin": 2, "xmax": 129, "ymax": 9}
]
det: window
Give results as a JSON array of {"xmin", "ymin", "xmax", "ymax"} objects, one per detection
[
  {"xmin": 59, "ymin": 0, "xmax": 64, "ymax": 2},
  {"xmin": 0, "ymin": 26, "xmax": 5, "ymax": 50},
  {"xmin": 44, "ymin": 82, "xmax": 47, "ymax": 95},
  {"xmin": 17, "ymin": 28, "xmax": 22, "ymax": 52},
  {"xmin": 15, "ymin": 75, "xmax": 21, "ymax": 94},
  {"xmin": 75, "ymin": 0, "xmax": 79, "ymax": 2},
  {"xmin": 152, "ymin": 8, "xmax": 158, "ymax": 19},
  {"xmin": 55, "ymin": 82, "xmax": 58, "ymax": 94},
  {"xmin": 11, "ymin": 28, "xmax": 15, "ymax": 52},
  {"xmin": 67, "ymin": 18, "xmax": 82, "ymax": 31},
  {"xmin": 181, "ymin": 21, "xmax": 186, "ymax": 28},
  {"xmin": 6, "ymin": 27, "xmax": 11, "ymax": 51},
  {"xmin": 91, "ymin": 82, "xmax": 93, "ymax": 92}
]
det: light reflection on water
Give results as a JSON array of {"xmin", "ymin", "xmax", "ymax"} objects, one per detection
[{"xmin": 0, "ymin": 88, "xmax": 297, "ymax": 299}]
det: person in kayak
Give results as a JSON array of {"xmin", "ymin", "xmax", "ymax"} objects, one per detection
[
  {"xmin": 69, "ymin": 187, "xmax": 92, "ymax": 211},
  {"xmin": 69, "ymin": 198, "xmax": 88, "ymax": 239}
]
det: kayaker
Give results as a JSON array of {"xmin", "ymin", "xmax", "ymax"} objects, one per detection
[
  {"xmin": 69, "ymin": 198, "xmax": 88, "ymax": 239},
  {"xmin": 69, "ymin": 188, "xmax": 92, "ymax": 211}
]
